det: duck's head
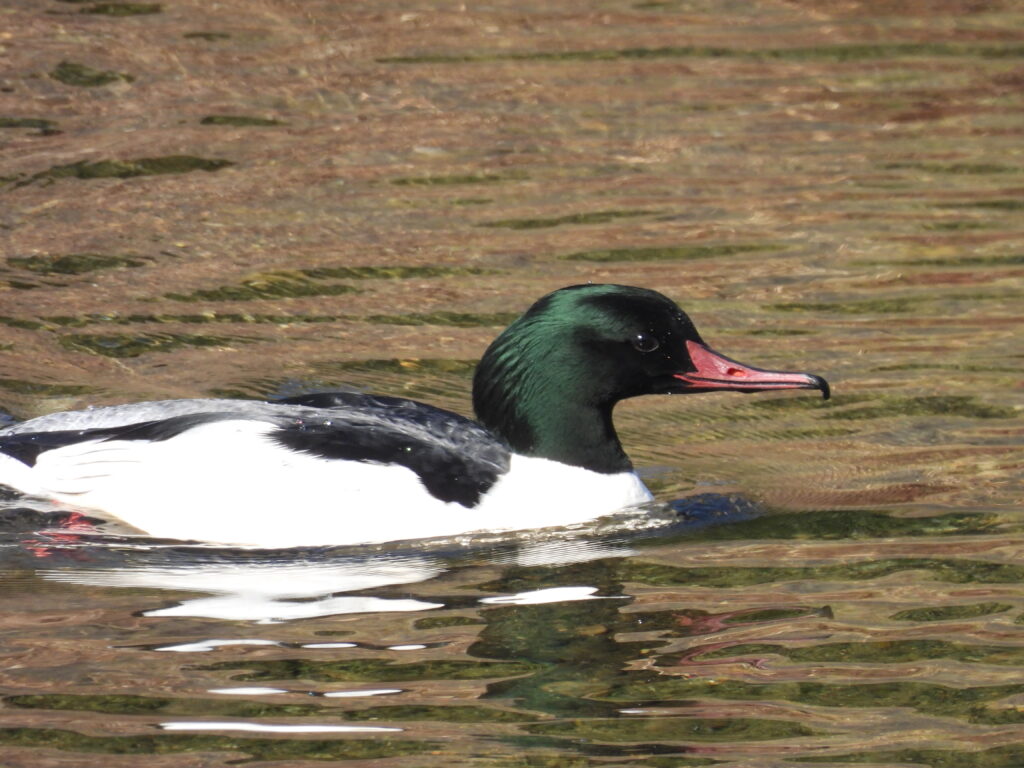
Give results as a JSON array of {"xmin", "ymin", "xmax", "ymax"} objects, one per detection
[{"xmin": 473, "ymin": 284, "xmax": 829, "ymax": 472}]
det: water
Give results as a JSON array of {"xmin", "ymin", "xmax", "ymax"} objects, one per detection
[{"xmin": 1, "ymin": 0, "xmax": 1023, "ymax": 765}]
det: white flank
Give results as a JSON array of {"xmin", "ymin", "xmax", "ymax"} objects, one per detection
[{"xmin": 6, "ymin": 419, "xmax": 654, "ymax": 547}]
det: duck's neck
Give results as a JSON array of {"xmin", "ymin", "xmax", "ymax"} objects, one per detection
[{"xmin": 473, "ymin": 365, "xmax": 632, "ymax": 475}]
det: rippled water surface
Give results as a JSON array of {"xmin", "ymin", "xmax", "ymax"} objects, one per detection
[{"xmin": 1, "ymin": 0, "xmax": 1023, "ymax": 766}]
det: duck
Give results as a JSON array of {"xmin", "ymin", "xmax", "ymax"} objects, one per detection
[{"xmin": 0, "ymin": 284, "xmax": 829, "ymax": 547}]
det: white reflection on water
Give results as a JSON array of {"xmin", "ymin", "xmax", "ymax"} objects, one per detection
[
  {"xmin": 156, "ymin": 638, "xmax": 283, "ymax": 653},
  {"xmin": 41, "ymin": 556, "xmax": 444, "ymax": 623},
  {"xmin": 479, "ymin": 585, "xmax": 619, "ymax": 605},
  {"xmin": 207, "ymin": 686, "xmax": 404, "ymax": 697},
  {"xmin": 159, "ymin": 721, "xmax": 402, "ymax": 733},
  {"xmin": 300, "ymin": 641, "xmax": 359, "ymax": 649},
  {"xmin": 30, "ymin": 526, "xmax": 652, "ymax": 627},
  {"xmin": 149, "ymin": 593, "xmax": 440, "ymax": 621}
]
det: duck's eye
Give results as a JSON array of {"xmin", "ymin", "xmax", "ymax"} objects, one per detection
[{"xmin": 631, "ymin": 333, "xmax": 660, "ymax": 353}]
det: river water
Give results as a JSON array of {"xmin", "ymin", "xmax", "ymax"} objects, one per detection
[{"xmin": 1, "ymin": 0, "xmax": 1022, "ymax": 766}]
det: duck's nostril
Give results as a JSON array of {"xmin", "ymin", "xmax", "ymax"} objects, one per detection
[{"xmin": 726, "ymin": 367, "xmax": 747, "ymax": 377}]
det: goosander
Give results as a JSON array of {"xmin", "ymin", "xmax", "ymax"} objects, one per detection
[{"xmin": 0, "ymin": 284, "xmax": 828, "ymax": 547}]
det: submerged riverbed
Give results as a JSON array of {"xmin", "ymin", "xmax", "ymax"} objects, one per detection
[{"xmin": 1, "ymin": 0, "xmax": 1022, "ymax": 766}]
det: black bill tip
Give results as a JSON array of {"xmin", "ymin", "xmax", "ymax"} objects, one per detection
[{"xmin": 809, "ymin": 374, "xmax": 831, "ymax": 401}]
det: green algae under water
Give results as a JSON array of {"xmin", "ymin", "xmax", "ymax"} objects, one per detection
[
  {"xmin": 49, "ymin": 61, "xmax": 135, "ymax": 87},
  {"xmin": 0, "ymin": 729, "xmax": 433, "ymax": 762},
  {"xmin": 8, "ymin": 253, "xmax": 146, "ymax": 275},
  {"xmin": 14, "ymin": 156, "xmax": 233, "ymax": 188}
]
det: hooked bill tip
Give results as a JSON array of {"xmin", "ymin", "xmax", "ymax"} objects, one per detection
[{"xmin": 810, "ymin": 374, "xmax": 831, "ymax": 401}]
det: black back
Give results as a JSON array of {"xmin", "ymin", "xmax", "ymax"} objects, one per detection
[
  {"xmin": 0, "ymin": 393, "xmax": 511, "ymax": 509},
  {"xmin": 275, "ymin": 392, "xmax": 511, "ymax": 507}
]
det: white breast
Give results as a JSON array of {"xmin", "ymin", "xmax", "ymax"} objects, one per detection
[{"xmin": 475, "ymin": 454, "xmax": 653, "ymax": 531}]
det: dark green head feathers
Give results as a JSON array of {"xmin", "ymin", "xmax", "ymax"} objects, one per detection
[
  {"xmin": 472, "ymin": 284, "xmax": 828, "ymax": 474},
  {"xmin": 472, "ymin": 285, "xmax": 704, "ymax": 473}
]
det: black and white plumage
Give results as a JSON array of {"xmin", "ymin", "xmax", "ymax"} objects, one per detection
[
  {"xmin": 1, "ymin": 393, "xmax": 510, "ymax": 507},
  {"xmin": 0, "ymin": 285, "xmax": 829, "ymax": 547}
]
